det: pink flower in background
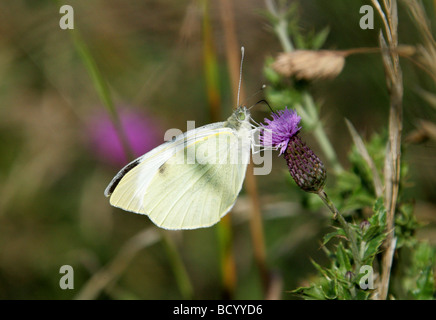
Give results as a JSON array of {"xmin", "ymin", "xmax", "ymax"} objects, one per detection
[{"xmin": 87, "ymin": 107, "xmax": 163, "ymax": 166}]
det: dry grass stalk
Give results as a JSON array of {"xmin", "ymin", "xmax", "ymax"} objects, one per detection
[
  {"xmin": 219, "ymin": 0, "xmax": 270, "ymax": 297},
  {"xmin": 75, "ymin": 228, "xmax": 160, "ymax": 300},
  {"xmin": 179, "ymin": 1, "xmax": 202, "ymax": 43},
  {"xmin": 403, "ymin": 0, "xmax": 436, "ymax": 83},
  {"xmin": 265, "ymin": 271, "xmax": 283, "ymax": 300},
  {"xmin": 371, "ymin": 0, "xmax": 403, "ymax": 300},
  {"xmin": 406, "ymin": 119, "xmax": 436, "ymax": 143},
  {"xmin": 419, "ymin": 120, "xmax": 436, "ymax": 140}
]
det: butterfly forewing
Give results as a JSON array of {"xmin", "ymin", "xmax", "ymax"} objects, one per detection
[{"xmin": 145, "ymin": 130, "xmax": 249, "ymax": 229}]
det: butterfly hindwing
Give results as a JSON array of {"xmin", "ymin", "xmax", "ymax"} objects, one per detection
[{"xmin": 144, "ymin": 129, "xmax": 250, "ymax": 229}]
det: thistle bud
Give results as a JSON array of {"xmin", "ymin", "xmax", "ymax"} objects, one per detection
[
  {"xmin": 360, "ymin": 220, "xmax": 371, "ymax": 232},
  {"xmin": 260, "ymin": 108, "xmax": 326, "ymax": 193},
  {"xmin": 284, "ymin": 135, "xmax": 326, "ymax": 193}
]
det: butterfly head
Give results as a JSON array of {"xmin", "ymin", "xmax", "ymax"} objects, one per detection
[
  {"xmin": 236, "ymin": 106, "xmax": 249, "ymax": 121},
  {"xmin": 226, "ymin": 106, "xmax": 251, "ymax": 130}
]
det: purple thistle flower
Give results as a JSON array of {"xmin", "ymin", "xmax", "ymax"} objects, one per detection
[
  {"xmin": 86, "ymin": 107, "xmax": 162, "ymax": 166},
  {"xmin": 260, "ymin": 108, "xmax": 301, "ymax": 155},
  {"xmin": 261, "ymin": 107, "xmax": 326, "ymax": 193}
]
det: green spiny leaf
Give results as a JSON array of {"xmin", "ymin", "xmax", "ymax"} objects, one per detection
[
  {"xmin": 412, "ymin": 266, "xmax": 434, "ymax": 300},
  {"xmin": 310, "ymin": 258, "xmax": 334, "ymax": 280},
  {"xmin": 336, "ymin": 242, "xmax": 352, "ymax": 273},
  {"xmin": 355, "ymin": 289, "xmax": 371, "ymax": 300},
  {"xmin": 322, "ymin": 228, "xmax": 347, "ymax": 246},
  {"xmin": 291, "ymin": 285, "xmax": 326, "ymax": 300},
  {"xmin": 371, "ymin": 198, "xmax": 387, "ymax": 227},
  {"xmin": 363, "ymin": 234, "xmax": 386, "ymax": 262}
]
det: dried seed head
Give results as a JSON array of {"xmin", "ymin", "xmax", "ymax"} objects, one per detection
[{"xmin": 272, "ymin": 50, "xmax": 346, "ymax": 80}]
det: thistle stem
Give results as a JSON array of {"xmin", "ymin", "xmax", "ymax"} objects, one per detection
[{"xmin": 317, "ymin": 190, "xmax": 362, "ymax": 272}]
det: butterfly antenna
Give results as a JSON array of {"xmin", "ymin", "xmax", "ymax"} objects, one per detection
[
  {"xmin": 247, "ymin": 84, "xmax": 275, "ymax": 113},
  {"xmin": 237, "ymin": 46, "xmax": 245, "ymax": 107},
  {"xmin": 259, "ymin": 99, "xmax": 275, "ymax": 113}
]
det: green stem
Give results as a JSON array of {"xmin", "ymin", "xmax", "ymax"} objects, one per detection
[
  {"xmin": 304, "ymin": 94, "xmax": 344, "ymax": 174},
  {"xmin": 265, "ymin": 0, "xmax": 294, "ymax": 52},
  {"xmin": 69, "ymin": 28, "xmax": 134, "ymax": 161},
  {"xmin": 161, "ymin": 231, "xmax": 194, "ymax": 299},
  {"xmin": 275, "ymin": 20, "xmax": 293, "ymax": 52},
  {"xmin": 67, "ymin": 18, "xmax": 194, "ymax": 300},
  {"xmin": 317, "ymin": 190, "xmax": 362, "ymax": 272}
]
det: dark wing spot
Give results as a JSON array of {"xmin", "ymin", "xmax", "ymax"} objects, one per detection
[{"xmin": 159, "ymin": 163, "xmax": 167, "ymax": 175}]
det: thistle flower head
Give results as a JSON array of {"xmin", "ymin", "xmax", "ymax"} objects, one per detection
[
  {"xmin": 260, "ymin": 107, "xmax": 301, "ymax": 155},
  {"xmin": 261, "ymin": 108, "xmax": 326, "ymax": 193}
]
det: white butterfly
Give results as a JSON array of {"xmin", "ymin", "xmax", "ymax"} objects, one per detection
[{"xmin": 104, "ymin": 106, "xmax": 257, "ymax": 230}]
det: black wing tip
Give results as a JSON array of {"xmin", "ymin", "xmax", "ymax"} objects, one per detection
[
  {"xmin": 104, "ymin": 158, "xmax": 142, "ymax": 197},
  {"xmin": 104, "ymin": 186, "xmax": 112, "ymax": 197},
  {"xmin": 104, "ymin": 176, "xmax": 120, "ymax": 197}
]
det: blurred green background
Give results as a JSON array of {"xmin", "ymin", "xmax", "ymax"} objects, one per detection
[{"xmin": 0, "ymin": 0, "xmax": 435, "ymax": 299}]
